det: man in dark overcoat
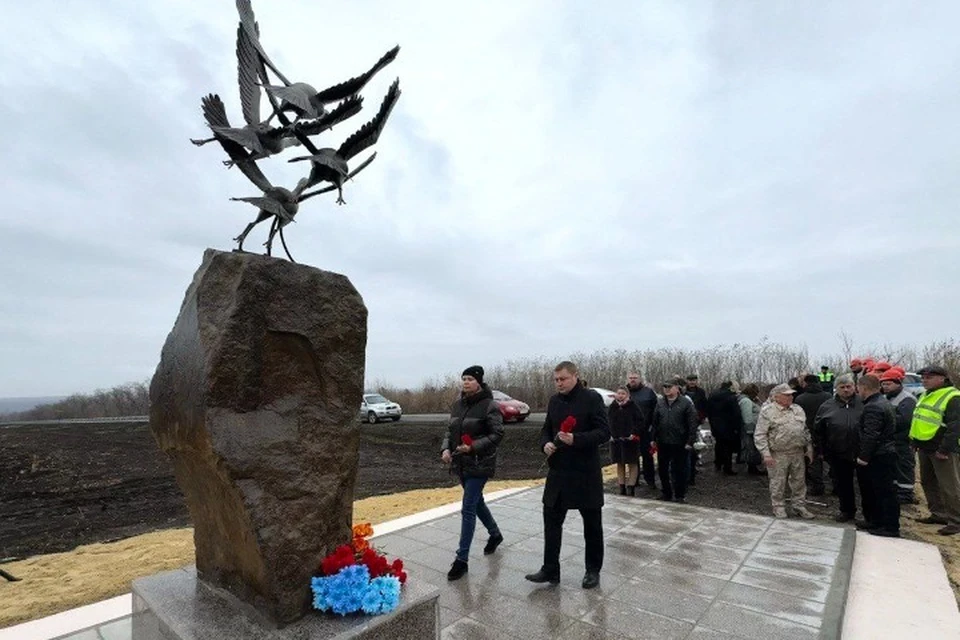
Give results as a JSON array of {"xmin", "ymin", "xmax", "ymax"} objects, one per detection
[{"xmin": 526, "ymin": 361, "xmax": 610, "ymax": 589}]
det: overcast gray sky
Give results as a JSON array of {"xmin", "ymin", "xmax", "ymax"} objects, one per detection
[{"xmin": 1, "ymin": 1, "xmax": 958, "ymax": 397}]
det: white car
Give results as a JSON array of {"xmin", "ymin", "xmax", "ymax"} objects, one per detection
[
  {"xmin": 360, "ymin": 393, "xmax": 402, "ymax": 423},
  {"xmin": 590, "ymin": 388, "xmax": 617, "ymax": 407},
  {"xmin": 902, "ymin": 372, "xmax": 924, "ymax": 397}
]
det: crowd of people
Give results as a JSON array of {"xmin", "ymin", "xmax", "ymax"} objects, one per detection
[
  {"xmin": 609, "ymin": 361, "xmax": 959, "ymax": 540},
  {"xmin": 438, "ymin": 358, "xmax": 960, "ymax": 588}
]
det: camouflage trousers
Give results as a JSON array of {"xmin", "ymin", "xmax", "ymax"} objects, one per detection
[{"xmin": 769, "ymin": 450, "xmax": 807, "ymax": 509}]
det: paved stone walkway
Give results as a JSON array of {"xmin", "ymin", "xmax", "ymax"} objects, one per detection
[{"xmin": 374, "ymin": 486, "xmax": 855, "ymax": 640}]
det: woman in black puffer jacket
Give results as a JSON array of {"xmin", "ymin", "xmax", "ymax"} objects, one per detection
[{"xmin": 440, "ymin": 365, "xmax": 505, "ymax": 581}]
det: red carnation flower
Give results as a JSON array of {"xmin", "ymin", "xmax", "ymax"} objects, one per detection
[
  {"xmin": 461, "ymin": 434, "xmax": 474, "ymax": 447},
  {"xmin": 560, "ymin": 416, "xmax": 576, "ymax": 433}
]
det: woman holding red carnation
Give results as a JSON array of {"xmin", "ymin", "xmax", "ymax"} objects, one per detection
[
  {"xmin": 440, "ymin": 365, "xmax": 505, "ymax": 581},
  {"xmin": 608, "ymin": 386, "xmax": 646, "ymax": 496}
]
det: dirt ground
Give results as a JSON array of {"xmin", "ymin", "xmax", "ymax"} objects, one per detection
[
  {"xmin": 0, "ymin": 421, "xmax": 547, "ymax": 559},
  {"xmin": 1, "ymin": 421, "xmax": 956, "ymax": 628}
]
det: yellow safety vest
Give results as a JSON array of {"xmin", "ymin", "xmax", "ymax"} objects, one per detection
[
  {"xmin": 909, "ymin": 386, "xmax": 960, "ymax": 441},
  {"xmin": 818, "ymin": 372, "xmax": 835, "ymax": 383}
]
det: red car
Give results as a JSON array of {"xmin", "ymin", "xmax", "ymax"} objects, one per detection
[{"xmin": 492, "ymin": 390, "xmax": 530, "ymax": 423}]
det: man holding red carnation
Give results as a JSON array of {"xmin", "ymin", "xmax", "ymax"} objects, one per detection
[{"xmin": 526, "ymin": 360, "xmax": 611, "ymax": 589}]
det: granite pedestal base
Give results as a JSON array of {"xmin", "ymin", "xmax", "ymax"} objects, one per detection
[{"xmin": 131, "ymin": 566, "xmax": 439, "ymax": 640}]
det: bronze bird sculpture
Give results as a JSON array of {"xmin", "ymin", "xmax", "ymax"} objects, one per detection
[
  {"xmin": 190, "ymin": 16, "xmax": 303, "ymax": 166},
  {"xmin": 262, "ymin": 45, "xmax": 399, "ymax": 122},
  {"xmin": 288, "ymin": 79, "xmax": 401, "ymax": 204},
  {"xmin": 198, "ymin": 93, "xmax": 305, "ymax": 260},
  {"xmin": 190, "ymin": 0, "xmax": 402, "ymax": 260}
]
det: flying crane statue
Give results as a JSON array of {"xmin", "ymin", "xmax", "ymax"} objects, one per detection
[{"xmin": 191, "ymin": 0, "xmax": 401, "ymax": 262}]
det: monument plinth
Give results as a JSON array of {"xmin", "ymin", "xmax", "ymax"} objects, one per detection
[{"xmin": 149, "ymin": 248, "xmax": 367, "ymax": 624}]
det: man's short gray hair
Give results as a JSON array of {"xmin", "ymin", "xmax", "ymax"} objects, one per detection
[{"xmin": 835, "ymin": 373, "xmax": 855, "ymax": 386}]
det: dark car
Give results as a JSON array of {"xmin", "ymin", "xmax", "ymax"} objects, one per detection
[{"xmin": 492, "ymin": 390, "xmax": 531, "ymax": 423}]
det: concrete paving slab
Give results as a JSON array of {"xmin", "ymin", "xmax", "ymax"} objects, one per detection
[
  {"xmin": 13, "ymin": 484, "xmax": 956, "ymax": 639},
  {"xmin": 842, "ymin": 531, "xmax": 960, "ymax": 639},
  {"xmin": 374, "ymin": 487, "xmax": 857, "ymax": 638}
]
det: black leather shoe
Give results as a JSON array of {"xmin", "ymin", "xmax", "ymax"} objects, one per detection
[
  {"xmin": 525, "ymin": 569, "xmax": 560, "ymax": 584},
  {"xmin": 657, "ymin": 494, "xmax": 673, "ymax": 502},
  {"xmin": 834, "ymin": 513, "xmax": 855, "ymax": 523},
  {"xmin": 447, "ymin": 559, "xmax": 468, "ymax": 581},
  {"xmin": 483, "ymin": 533, "xmax": 504, "ymax": 555},
  {"xmin": 581, "ymin": 572, "xmax": 600, "ymax": 589},
  {"xmin": 855, "ymin": 520, "xmax": 879, "ymax": 531},
  {"xmin": 867, "ymin": 529, "xmax": 901, "ymax": 538}
]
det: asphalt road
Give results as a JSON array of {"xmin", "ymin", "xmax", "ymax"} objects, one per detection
[
  {"xmin": 400, "ymin": 413, "xmax": 546, "ymax": 424},
  {"xmin": 0, "ymin": 414, "xmax": 547, "ymax": 428}
]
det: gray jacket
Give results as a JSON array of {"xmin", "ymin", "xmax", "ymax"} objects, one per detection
[{"xmin": 738, "ymin": 395, "xmax": 760, "ymax": 434}]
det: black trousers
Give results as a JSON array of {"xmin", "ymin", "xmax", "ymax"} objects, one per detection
[
  {"xmin": 858, "ymin": 454, "xmax": 900, "ymax": 532},
  {"xmin": 658, "ymin": 444, "xmax": 689, "ymax": 500},
  {"xmin": 830, "ymin": 457, "xmax": 857, "ymax": 516},
  {"xmin": 639, "ymin": 435, "xmax": 656, "ymax": 486},
  {"xmin": 714, "ymin": 437, "xmax": 738, "ymax": 472},
  {"xmin": 542, "ymin": 505, "xmax": 603, "ymax": 575},
  {"xmin": 806, "ymin": 454, "xmax": 825, "ymax": 493}
]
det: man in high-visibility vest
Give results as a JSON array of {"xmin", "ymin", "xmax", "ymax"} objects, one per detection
[
  {"xmin": 818, "ymin": 366, "xmax": 836, "ymax": 394},
  {"xmin": 910, "ymin": 365, "xmax": 960, "ymax": 536}
]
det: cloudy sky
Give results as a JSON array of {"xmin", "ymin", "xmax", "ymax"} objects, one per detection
[{"xmin": 1, "ymin": 1, "xmax": 958, "ymax": 397}]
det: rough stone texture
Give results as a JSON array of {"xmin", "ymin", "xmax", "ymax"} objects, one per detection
[
  {"xmin": 131, "ymin": 567, "xmax": 439, "ymax": 639},
  {"xmin": 149, "ymin": 249, "xmax": 367, "ymax": 624}
]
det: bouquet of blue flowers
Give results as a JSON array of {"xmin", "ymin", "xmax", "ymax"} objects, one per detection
[
  {"xmin": 311, "ymin": 565, "xmax": 401, "ymax": 615},
  {"xmin": 310, "ymin": 522, "xmax": 406, "ymax": 616}
]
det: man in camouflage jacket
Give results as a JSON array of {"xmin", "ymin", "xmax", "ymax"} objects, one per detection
[{"xmin": 755, "ymin": 383, "xmax": 815, "ymax": 519}]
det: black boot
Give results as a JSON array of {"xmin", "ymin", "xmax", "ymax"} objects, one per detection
[
  {"xmin": 525, "ymin": 568, "xmax": 560, "ymax": 584},
  {"xmin": 483, "ymin": 533, "xmax": 503, "ymax": 555},
  {"xmin": 618, "ymin": 484, "xmax": 626, "ymax": 495},
  {"xmin": 447, "ymin": 559, "xmax": 468, "ymax": 581},
  {"xmin": 627, "ymin": 485, "xmax": 635, "ymax": 497}
]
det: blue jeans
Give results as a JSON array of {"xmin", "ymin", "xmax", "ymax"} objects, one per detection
[{"xmin": 456, "ymin": 477, "xmax": 500, "ymax": 562}]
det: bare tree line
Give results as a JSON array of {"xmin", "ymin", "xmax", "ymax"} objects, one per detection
[
  {"xmin": 3, "ymin": 338, "xmax": 957, "ymax": 419},
  {"xmin": 1, "ymin": 382, "xmax": 150, "ymax": 421},
  {"xmin": 376, "ymin": 338, "xmax": 960, "ymax": 413}
]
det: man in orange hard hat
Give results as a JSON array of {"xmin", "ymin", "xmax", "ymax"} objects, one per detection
[
  {"xmin": 872, "ymin": 362, "xmax": 892, "ymax": 375},
  {"xmin": 880, "ymin": 368, "xmax": 918, "ymax": 504},
  {"xmin": 850, "ymin": 359, "xmax": 865, "ymax": 384}
]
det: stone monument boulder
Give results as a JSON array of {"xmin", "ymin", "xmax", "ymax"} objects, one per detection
[{"xmin": 149, "ymin": 248, "xmax": 367, "ymax": 624}]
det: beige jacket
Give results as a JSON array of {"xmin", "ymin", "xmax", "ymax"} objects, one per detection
[{"xmin": 754, "ymin": 402, "xmax": 810, "ymax": 457}]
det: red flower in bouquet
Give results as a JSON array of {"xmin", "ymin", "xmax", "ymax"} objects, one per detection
[
  {"xmin": 320, "ymin": 544, "xmax": 356, "ymax": 576},
  {"xmin": 391, "ymin": 558, "xmax": 407, "ymax": 584},
  {"xmin": 317, "ymin": 521, "xmax": 408, "ymax": 584},
  {"xmin": 649, "ymin": 442, "xmax": 658, "ymax": 455},
  {"xmin": 461, "ymin": 434, "xmax": 474, "ymax": 447},
  {"xmin": 629, "ymin": 434, "xmax": 640, "ymax": 442}
]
